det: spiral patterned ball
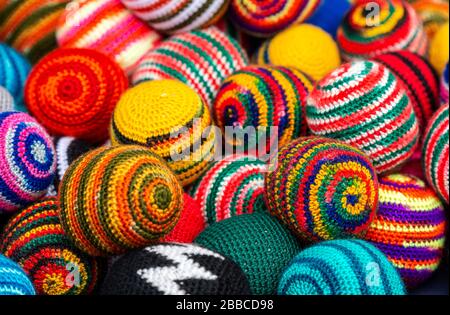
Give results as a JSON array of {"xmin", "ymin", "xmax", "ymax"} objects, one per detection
[
  {"xmin": 0, "ymin": 254, "xmax": 35, "ymax": 295},
  {"xmin": 0, "ymin": 112, "xmax": 56, "ymax": 214},
  {"xmin": 24, "ymin": 48, "xmax": 128, "ymax": 143},
  {"xmin": 59, "ymin": 145, "xmax": 184, "ymax": 256},
  {"xmin": 412, "ymin": 0, "xmax": 449, "ymax": 40},
  {"xmin": 265, "ymin": 137, "xmax": 379, "ymax": 243},
  {"xmin": 441, "ymin": 63, "xmax": 449, "ymax": 104}
]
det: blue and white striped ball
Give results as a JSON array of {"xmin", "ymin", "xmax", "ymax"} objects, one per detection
[{"xmin": 0, "ymin": 254, "xmax": 35, "ymax": 295}]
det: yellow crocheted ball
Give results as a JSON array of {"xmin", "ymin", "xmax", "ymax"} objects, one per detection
[
  {"xmin": 429, "ymin": 22, "xmax": 449, "ymax": 75},
  {"xmin": 256, "ymin": 24, "xmax": 341, "ymax": 81}
]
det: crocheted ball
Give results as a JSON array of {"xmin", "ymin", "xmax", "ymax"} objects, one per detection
[
  {"xmin": 364, "ymin": 174, "xmax": 447, "ymax": 289},
  {"xmin": 0, "ymin": 86, "xmax": 15, "ymax": 112},
  {"xmin": 56, "ymin": 0, "xmax": 162, "ymax": 73},
  {"xmin": 0, "ymin": 254, "xmax": 35, "ymax": 295},
  {"xmin": 0, "ymin": 112, "xmax": 56, "ymax": 214},
  {"xmin": 195, "ymin": 212, "xmax": 300, "ymax": 295},
  {"xmin": 0, "ymin": 198, "xmax": 104, "ymax": 295},
  {"xmin": 213, "ymin": 65, "xmax": 314, "ymax": 151},
  {"xmin": 337, "ymin": 0, "xmax": 428, "ymax": 61},
  {"xmin": 111, "ymin": 80, "xmax": 216, "ymax": 187},
  {"xmin": 59, "ymin": 145, "xmax": 184, "ymax": 256},
  {"xmin": 228, "ymin": 0, "xmax": 320, "ymax": 38},
  {"xmin": 24, "ymin": 48, "xmax": 128, "ymax": 143},
  {"xmin": 100, "ymin": 243, "xmax": 250, "ymax": 295},
  {"xmin": 255, "ymin": 24, "xmax": 341, "ymax": 81},
  {"xmin": 428, "ymin": 22, "xmax": 449, "ymax": 75},
  {"xmin": 132, "ymin": 26, "xmax": 249, "ymax": 107},
  {"xmin": 305, "ymin": 0, "xmax": 352, "ymax": 38},
  {"xmin": 412, "ymin": 0, "xmax": 449, "ymax": 40},
  {"xmin": 121, "ymin": 0, "xmax": 230, "ymax": 34},
  {"xmin": 306, "ymin": 60, "xmax": 420, "ymax": 173},
  {"xmin": 441, "ymin": 63, "xmax": 449, "ymax": 104},
  {"xmin": 278, "ymin": 239, "xmax": 406, "ymax": 295},
  {"xmin": 422, "ymin": 104, "xmax": 449, "ymax": 203}
]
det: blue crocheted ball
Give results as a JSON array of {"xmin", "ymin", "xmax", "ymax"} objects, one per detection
[
  {"xmin": 305, "ymin": 0, "xmax": 352, "ymax": 38},
  {"xmin": 0, "ymin": 254, "xmax": 35, "ymax": 295}
]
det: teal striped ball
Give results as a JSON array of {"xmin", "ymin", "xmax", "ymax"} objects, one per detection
[{"xmin": 0, "ymin": 254, "xmax": 35, "ymax": 295}]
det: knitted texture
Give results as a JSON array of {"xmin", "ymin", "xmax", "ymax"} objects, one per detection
[
  {"xmin": 428, "ymin": 22, "xmax": 449, "ymax": 75},
  {"xmin": 0, "ymin": 254, "xmax": 35, "ymax": 295},
  {"xmin": 213, "ymin": 65, "xmax": 314, "ymax": 151},
  {"xmin": 121, "ymin": 0, "xmax": 230, "ymax": 34},
  {"xmin": 364, "ymin": 174, "xmax": 447, "ymax": 289},
  {"xmin": 0, "ymin": 112, "xmax": 56, "ymax": 214},
  {"xmin": 56, "ymin": 0, "xmax": 162, "ymax": 74},
  {"xmin": 0, "ymin": 86, "xmax": 15, "ymax": 112},
  {"xmin": 195, "ymin": 212, "xmax": 300, "ymax": 295},
  {"xmin": 422, "ymin": 104, "xmax": 449, "ymax": 203},
  {"xmin": 278, "ymin": 239, "xmax": 406, "ymax": 295},
  {"xmin": 100, "ymin": 243, "xmax": 250, "ymax": 295},
  {"xmin": 412, "ymin": 0, "xmax": 449, "ymax": 40},
  {"xmin": 111, "ymin": 80, "xmax": 215, "ymax": 187},
  {"xmin": 0, "ymin": 198, "xmax": 103, "ymax": 295},
  {"xmin": 58, "ymin": 145, "xmax": 184, "ymax": 256},
  {"xmin": 306, "ymin": 60, "xmax": 420, "ymax": 173},
  {"xmin": 132, "ymin": 27, "xmax": 249, "ymax": 107},
  {"xmin": 305, "ymin": 0, "xmax": 353, "ymax": 38},
  {"xmin": 255, "ymin": 24, "xmax": 341, "ymax": 81},
  {"xmin": 441, "ymin": 62, "xmax": 449, "ymax": 104},
  {"xmin": 24, "ymin": 48, "xmax": 128, "ymax": 143},
  {"xmin": 337, "ymin": 0, "xmax": 428, "ymax": 61}
]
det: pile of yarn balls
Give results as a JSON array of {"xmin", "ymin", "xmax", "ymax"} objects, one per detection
[{"xmin": 0, "ymin": 0, "xmax": 448, "ymax": 296}]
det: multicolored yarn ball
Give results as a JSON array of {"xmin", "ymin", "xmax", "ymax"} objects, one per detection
[
  {"xmin": 429, "ymin": 22, "xmax": 449, "ymax": 75},
  {"xmin": 0, "ymin": 198, "xmax": 103, "ymax": 295},
  {"xmin": 0, "ymin": 86, "xmax": 15, "ymax": 112},
  {"xmin": 111, "ymin": 80, "xmax": 216, "ymax": 187},
  {"xmin": 100, "ymin": 243, "xmax": 250, "ymax": 295},
  {"xmin": 24, "ymin": 48, "xmax": 128, "ymax": 143},
  {"xmin": 0, "ymin": 254, "xmax": 35, "ymax": 295},
  {"xmin": 441, "ymin": 62, "xmax": 449, "ymax": 104},
  {"xmin": 412, "ymin": 0, "xmax": 449, "ymax": 40},
  {"xmin": 337, "ymin": 0, "xmax": 428, "ymax": 61},
  {"xmin": 255, "ymin": 24, "xmax": 341, "ymax": 81},
  {"xmin": 0, "ymin": 0, "xmax": 69, "ymax": 64},
  {"xmin": 278, "ymin": 239, "xmax": 406, "ymax": 295},
  {"xmin": 0, "ymin": 112, "xmax": 56, "ymax": 214},
  {"xmin": 422, "ymin": 104, "xmax": 449, "ymax": 203},
  {"xmin": 56, "ymin": 0, "xmax": 162, "ymax": 73},
  {"xmin": 59, "ymin": 145, "xmax": 183, "ymax": 256},
  {"xmin": 305, "ymin": 0, "xmax": 353, "ymax": 38},
  {"xmin": 121, "ymin": 0, "xmax": 230, "ymax": 34},
  {"xmin": 132, "ymin": 26, "xmax": 249, "ymax": 107},
  {"xmin": 364, "ymin": 174, "xmax": 447, "ymax": 289},
  {"xmin": 306, "ymin": 60, "xmax": 420, "ymax": 173},
  {"xmin": 228, "ymin": 0, "xmax": 320, "ymax": 38},
  {"xmin": 195, "ymin": 212, "xmax": 300, "ymax": 295}
]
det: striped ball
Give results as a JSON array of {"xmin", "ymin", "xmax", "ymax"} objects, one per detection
[
  {"xmin": 305, "ymin": 0, "xmax": 353, "ymax": 38},
  {"xmin": 429, "ymin": 22, "xmax": 449, "ymax": 75},
  {"xmin": 412, "ymin": 0, "xmax": 449, "ymax": 40},
  {"xmin": 132, "ymin": 27, "xmax": 249, "ymax": 107},
  {"xmin": 364, "ymin": 174, "xmax": 447, "ymax": 289},
  {"xmin": 441, "ymin": 63, "xmax": 449, "ymax": 104},
  {"xmin": 121, "ymin": 0, "xmax": 230, "ymax": 34},
  {"xmin": 1, "ymin": 198, "xmax": 103, "ymax": 295},
  {"xmin": 278, "ymin": 239, "xmax": 406, "ymax": 295},
  {"xmin": 59, "ymin": 145, "xmax": 183, "ymax": 256},
  {"xmin": 337, "ymin": 0, "xmax": 428, "ymax": 61},
  {"xmin": 0, "ymin": 112, "xmax": 56, "ymax": 214},
  {"xmin": 306, "ymin": 60, "xmax": 420, "ymax": 173},
  {"xmin": 422, "ymin": 104, "xmax": 449, "ymax": 203},
  {"xmin": 56, "ymin": 0, "xmax": 162, "ymax": 74},
  {"xmin": 111, "ymin": 80, "xmax": 216, "ymax": 187},
  {"xmin": 24, "ymin": 48, "xmax": 128, "ymax": 143},
  {"xmin": 0, "ymin": 86, "xmax": 15, "ymax": 112},
  {"xmin": 0, "ymin": 254, "xmax": 35, "ymax": 295},
  {"xmin": 265, "ymin": 137, "xmax": 379, "ymax": 243}
]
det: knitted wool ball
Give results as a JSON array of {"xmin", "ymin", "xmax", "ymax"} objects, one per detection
[
  {"xmin": 132, "ymin": 27, "xmax": 249, "ymax": 107},
  {"xmin": 0, "ymin": 112, "xmax": 56, "ymax": 214},
  {"xmin": 364, "ymin": 174, "xmax": 447, "ymax": 289},
  {"xmin": 428, "ymin": 22, "xmax": 449, "ymax": 75},
  {"xmin": 121, "ymin": 0, "xmax": 230, "ymax": 34},
  {"xmin": 56, "ymin": 0, "xmax": 162, "ymax": 74},
  {"xmin": 255, "ymin": 24, "xmax": 341, "ymax": 81},
  {"xmin": 337, "ymin": 0, "xmax": 428, "ymax": 61},
  {"xmin": 213, "ymin": 65, "xmax": 314, "ymax": 151},
  {"xmin": 0, "ymin": 198, "xmax": 103, "ymax": 295},
  {"xmin": 305, "ymin": 0, "xmax": 353, "ymax": 38},
  {"xmin": 441, "ymin": 63, "xmax": 449, "ymax": 104},
  {"xmin": 100, "ymin": 243, "xmax": 250, "ymax": 295},
  {"xmin": 412, "ymin": 0, "xmax": 449, "ymax": 40},
  {"xmin": 306, "ymin": 60, "xmax": 420, "ymax": 173},
  {"xmin": 278, "ymin": 239, "xmax": 406, "ymax": 295},
  {"xmin": 111, "ymin": 80, "xmax": 216, "ymax": 187},
  {"xmin": 0, "ymin": 86, "xmax": 14, "ymax": 112},
  {"xmin": 195, "ymin": 212, "xmax": 300, "ymax": 295},
  {"xmin": 59, "ymin": 145, "xmax": 184, "ymax": 256},
  {"xmin": 422, "ymin": 104, "xmax": 449, "ymax": 203},
  {"xmin": 228, "ymin": 0, "xmax": 320, "ymax": 38},
  {"xmin": 0, "ymin": 254, "xmax": 35, "ymax": 295},
  {"xmin": 24, "ymin": 48, "xmax": 128, "ymax": 143}
]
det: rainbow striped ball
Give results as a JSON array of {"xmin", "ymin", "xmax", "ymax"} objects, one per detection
[
  {"xmin": 0, "ymin": 112, "xmax": 56, "ymax": 214},
  {"xmin": 412, "ymin": 0, "xmax": 449, "ymax": 41},
  {"xmin": 364, "ymin": 174, "xmax": 447, "ymax": 289},
  {"xmin": 265, "ymin": 137, "xmax": 379, "ymax": 243},
  {"xmin": 59, "ymin": 145, "xmax": 184, "ymax": 256},
  {"xmin": 0, "ymin": 254, "xmax": 35, "ymax": 295},
  {"xmin": 422, "ymin": 104, "xmax": 449, "ymax": 203},
  {"xmin": 441, "ymin": 63, "xmax": 449, "ymax": 104},
  {"xmin": 306, "ymin": 60, "xmax": 420, "ymax": 173}
]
